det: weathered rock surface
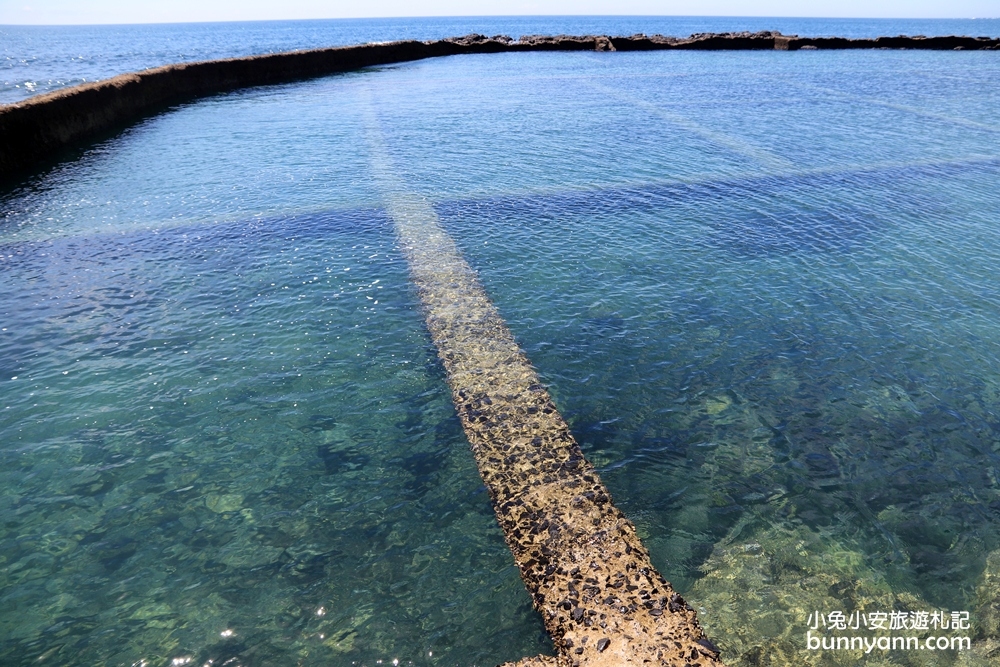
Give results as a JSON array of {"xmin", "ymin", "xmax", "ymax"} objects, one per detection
[{"xmin": 500, "ymin": 655, "xmax": 562, "ymax": 667}]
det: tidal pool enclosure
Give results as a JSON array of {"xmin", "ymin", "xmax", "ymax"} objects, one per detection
[
  {"xmin": 2, "ymin": 31, "xmax": 999, "ymax": 181},
  {"xmin": 1, "ymin": 33, "xmax": 1000, "ymax": 667}
]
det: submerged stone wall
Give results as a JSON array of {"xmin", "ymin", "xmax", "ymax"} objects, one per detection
[
  {"xmin": 1, "ymin": 31, "xmax": 998, "ymax": 181},
  {"xmin": 363, "ymin": 109, "xmax": 726, "ymax": 663}
]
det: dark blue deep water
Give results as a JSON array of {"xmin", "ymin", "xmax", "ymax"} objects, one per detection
[{"xmin": 2, "ymin": 17, "xmax": 1000, "ymax": 667}]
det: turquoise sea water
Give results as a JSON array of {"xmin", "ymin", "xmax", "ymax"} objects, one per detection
[
  {"xmin": 2, "ymin": 15, "xmax": 1000, "ymax": 104},
  {"xmin": 2, "ymin": 38, "xmax": 1000, "ymax": 667}
]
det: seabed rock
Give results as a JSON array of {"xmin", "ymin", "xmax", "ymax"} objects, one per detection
[
  {"xmin": 688, "ymin": 520, "xmax": 945, "ymax": 666},
  {"xmin": 204, "ymin": 492, "xmax": 244, "ymax": 513}
]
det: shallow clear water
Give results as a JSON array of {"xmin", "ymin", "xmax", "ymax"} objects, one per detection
[
  {"xmin": 2, "ymin": 16, "xmax": 1000, "ymax": 104},
  {"xmin": 2, "ymin": 49, "xmax": 1000, "ymax": 666}
]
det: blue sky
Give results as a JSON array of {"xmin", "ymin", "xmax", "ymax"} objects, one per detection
[{"xmin": 1, "ymin": 1, "xmax": 996, "ymax": 25}]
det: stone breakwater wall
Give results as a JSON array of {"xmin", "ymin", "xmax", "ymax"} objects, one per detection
[{"xmin": 1, "ymin": 31, "xmax": 998, "ymax": 181}]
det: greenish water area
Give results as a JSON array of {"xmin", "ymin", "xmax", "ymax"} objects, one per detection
[{"xmin": 2, "ymin": 49, "xmax": 1000, "ymax": 666}]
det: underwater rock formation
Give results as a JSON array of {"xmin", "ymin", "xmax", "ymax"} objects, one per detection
[
  {"xmin": 958, "ymin": 551, "xmax": 1000, "ymax": 666},
  {"xmin": 656, "ymin": 373, "xmax": 1000, "ymax": 667},
  {"xmin": 688, "ymin": 522, "xmax": 940, "ymax": 667}
]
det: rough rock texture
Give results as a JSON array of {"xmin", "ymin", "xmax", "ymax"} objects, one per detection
[
  {"xmin": 500, "ymin": 655, "xmax": 562, "ymax": 667},
  {"xmin": 961, "ymin": 550, "xmax": 1000, "ymax": 666},
  {"xmin": 2, "ymin": 32, "xmax": 998, "ymax": 181},
  {"xmin": 609, "ymin": 30, "xmax": 1000, "ymax": 51},
  {"xmin": 773, "ymin": 33, "xmax": 1000, "ymax": 51},
  {"xmin": 377, "ymin": 188, "xmax": 725, "ymax": 666}
]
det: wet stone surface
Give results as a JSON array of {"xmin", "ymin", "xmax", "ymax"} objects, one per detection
[{"xmin": 385, "ymin": 191, "xmax": 724, "ymax": 667}]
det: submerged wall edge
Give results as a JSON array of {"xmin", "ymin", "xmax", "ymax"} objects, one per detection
[{"xmin": 1, "ymin": 31, "xmax": 998, "ymax": 182}]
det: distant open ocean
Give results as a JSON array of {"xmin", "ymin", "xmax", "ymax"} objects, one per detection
[{"xmin": 2, "ymin": 15, "xmax": 999, "ymax": 104}]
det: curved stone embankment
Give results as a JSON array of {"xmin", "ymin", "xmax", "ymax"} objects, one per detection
[{"xmin": 1, "ymin": 31, "xmax": 998, "ymax": 182}]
